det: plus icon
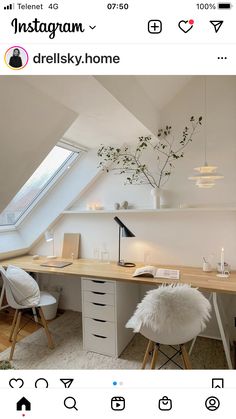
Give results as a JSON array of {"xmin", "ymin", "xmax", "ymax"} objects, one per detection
[{"xmin": 148, "ymin": 20, "xmax": 162, "ymax": 34}]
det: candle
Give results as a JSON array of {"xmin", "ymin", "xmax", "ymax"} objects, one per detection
[{"xmin": 221, "ymin": 247, "xmax": 224, "ymax": 273}]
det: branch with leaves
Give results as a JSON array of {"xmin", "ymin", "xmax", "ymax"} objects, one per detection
[{"xmin": 97, "ymin": 116, "xmax": 202, "ymax": 189}]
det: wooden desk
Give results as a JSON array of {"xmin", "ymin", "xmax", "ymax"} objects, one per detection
[
  {"xmin": 1, "ymin": 255, "xmax": 236, "ymax": 294},
  {"xmin": 0, "ymin": 255, "xmax": 235, "ymax": 368}
]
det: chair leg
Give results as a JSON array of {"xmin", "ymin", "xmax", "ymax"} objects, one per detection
[
  {"xmin": 150, "ymin": 343, "xmax": 159, "ymax": 369},
  {"xmin": 181, "ymin": 344, "xmax": 192, "ymax": 369},
  {"xmin": 9, "ymin": 311, "xmax": 22, "ymax": 361},
  {"xmin": 142, "ymin": 340, "xmax": 154, "ymax": 369},
  {"xmin": 38, "ymin": 307, "xmax": 54, "ymax": 350},
  {"xmin": 9, "ymin": 309, "xmax": 18, "ymax": 342}
]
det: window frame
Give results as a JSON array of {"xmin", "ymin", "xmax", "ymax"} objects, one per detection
[{"xmin": 0, "ymin": 145, "xmax": 82, "ymax": 230}]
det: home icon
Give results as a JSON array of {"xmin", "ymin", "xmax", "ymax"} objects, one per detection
[{"xmin": 16, "ymin": 397, "xmax": 31, "ymax": 411}]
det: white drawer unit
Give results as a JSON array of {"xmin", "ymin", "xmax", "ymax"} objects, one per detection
[
  {"xmin": 84, "ymin": 317, "xmax": 115, "ymax": 339},
  {"xmin": 83, "ymin": 301, "xmax": 115, "ymax": 322},
  {"xmin": 83, "ymin": 278, "xmax": 115, "ymax": 294},
  {"xmin": 84, "ymin": 331, "xmax": 116, "ymax": 357},
  {"xmin": 82, "ymin": 277, "xmax": 140, "ymax": 358},
  {"xmin": 83, "ymin": 290, "xmax": 115, "ymax": 306}
]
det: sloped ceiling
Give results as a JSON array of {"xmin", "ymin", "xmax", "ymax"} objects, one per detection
[
  {"xmin": 134, "ymin": 76, "xmax": 192, "ymax": 110},
  {"xmin": 25, "ymin": 76, "xmax": 192, "ymax": 149},
  {"xmin": 0, "ymin": 77, "xmax": 77, "ymax": 213}
]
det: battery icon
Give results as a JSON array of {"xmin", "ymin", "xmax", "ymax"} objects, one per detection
[{"xmin": 218, "ymin": 3, "xmax": 232, "ymax": 8}]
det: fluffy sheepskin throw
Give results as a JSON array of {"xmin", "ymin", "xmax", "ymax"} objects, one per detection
[{"xmin": 126, "ymin": 284, "xmax": 211, "ymax": 334}]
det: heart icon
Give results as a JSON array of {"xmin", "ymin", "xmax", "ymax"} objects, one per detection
[
  {"xmin": 178, "ymin": 19, "xmax": 194, "ymax": 33},
  {"xmin": 9, "ymin": 378, "xmax": 24, "ymax": 388}
]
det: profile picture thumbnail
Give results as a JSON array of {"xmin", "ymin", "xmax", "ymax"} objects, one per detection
[{"xmin": 4, "ymin": 46, "xmax": 29, "ymax": 70}]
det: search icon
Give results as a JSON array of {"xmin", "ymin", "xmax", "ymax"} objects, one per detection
[{"xmin": 64, "ymin": 397, "xmax": 78, "ymax": 411}]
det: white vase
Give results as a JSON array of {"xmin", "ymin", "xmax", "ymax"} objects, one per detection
[{"xmin": 151, "ymin": 187, "xmax": 161, "ymax": 209}]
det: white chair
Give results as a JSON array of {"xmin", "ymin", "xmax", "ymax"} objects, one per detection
[
  {"xmin": 0, "ymin": 267, "xmax": 56, "ymax": 361},
  {"xmin": 126, "ymin": 284, "xmax": 211, "ymax": 369}
]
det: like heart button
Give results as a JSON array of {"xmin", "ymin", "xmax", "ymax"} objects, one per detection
[
  {"xmin": 9, "ymin": 378, "xmax": 24, "ymax": 388},
  {"xmin": 178, "ymin": 19, "xmax": 194, "ymax": 33}
]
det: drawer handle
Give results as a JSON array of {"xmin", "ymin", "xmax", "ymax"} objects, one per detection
[
  {"xmin": 92, "ymin": 318, "xmax": 107, "ymax": 323},
  {"xmin": 92, "ymin": 291, "xmax": 106, "ymax": 295},
  {"xmin": 92, "ymin": 303, "xmax": 106, "ymax": 307},
  {"xmin": 92, "ymin": 280, "xmax": 106, "ymax": 284},
  {"xmin": 93, "ymin": 334, "xmax": 107, "ymax": 339}
]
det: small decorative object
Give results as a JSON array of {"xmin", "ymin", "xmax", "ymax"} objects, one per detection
[
  {"xmin": 114, "ymin": 202, "xmax": 120, "ymax": 210},
  {"xmin": 98, "ymin": 116, "xmax": 202, "ymax": 209},
  {"xmin": 151, "ymin": 188, "xmax": 161, "ymax": 209},
  {"xmin": 120, "ymin": 201, "xmax": 128, "ymax": 209},
  {"xmin": 202, "ymin": 257, "xmax": 212, "ymax": 272},
  {"xmin": 87, "ymin": 202, "xmax": 103, "ymax": 210},
  {"xmin": 62, "ymin": 233, "xmax": 80, "ymax": 259},
  {"xmin": 217, "ymin": 262, "xmax": 230, "ymax": 275},
  {"xmin": 100, "ymin": 249, "xmax": 110, "ymax": 264},
  {"xmin": 217, "ymin": 247, "xmax": 229, "ymax": 278}
]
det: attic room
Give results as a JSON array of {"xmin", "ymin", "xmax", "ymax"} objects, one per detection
[{"xmin": 0, "ymin": 75, "xmax": 236, "ymax": 370}]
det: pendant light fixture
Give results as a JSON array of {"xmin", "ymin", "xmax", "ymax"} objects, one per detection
[{"xmin": 188, "ymin": 77, "xmax": 224, "ymax": 188}]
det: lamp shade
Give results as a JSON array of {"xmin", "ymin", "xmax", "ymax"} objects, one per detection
[{"xmin": 114, "ymin": 217, "xmax": 135, "ymax": 237}]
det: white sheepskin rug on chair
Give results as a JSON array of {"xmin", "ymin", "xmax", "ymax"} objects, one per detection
[{"xmin": 126, "ymin": 284, "xmax": 211, "ymax": 336}]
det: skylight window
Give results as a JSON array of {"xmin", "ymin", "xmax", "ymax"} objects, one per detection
[{"xmin": 0, "ymin": 145, "xmax": 79, "ymax": 226}]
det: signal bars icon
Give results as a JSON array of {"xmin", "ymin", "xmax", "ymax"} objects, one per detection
[{"xmin": 4, "ymin": 3, "xmax": 14, "ymax": 10}]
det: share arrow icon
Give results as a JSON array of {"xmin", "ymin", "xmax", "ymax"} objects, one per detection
[
  {"xmin": 60, "ymin": 378, "xmax": 74, "ymax": 388},
  {"xmin": 210, "ymin": 20, "xmax": 224, "ymax": 33}
]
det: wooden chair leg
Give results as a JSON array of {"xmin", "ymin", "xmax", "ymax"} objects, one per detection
[
  {"xmin": 142, "ymin": 340, "xmax": 154, "ymax": 369},
  {"xmin": 150, "ymin": 344, "xmax": 159, "ymax": 369},
  {"xmin": 9, "ymin": 309, "xmax": 18, "ymax": 342},
  {"xmin": 38, "ymin": 307, "xmax": 54, "ymax": 350},
  {"xmin": 9, "ymin": 311, "xmax": 22, "ymax": 361},
  {"xmin": 181, "ymin": 344, "xmax": 192, "ymax": 369}
]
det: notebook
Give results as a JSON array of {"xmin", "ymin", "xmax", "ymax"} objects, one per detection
[{"xmin": 40, "ymin": 261, "xmax": 72, "ymax": 268}]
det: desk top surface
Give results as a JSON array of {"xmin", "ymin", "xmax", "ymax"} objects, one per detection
[{"xmin": 1, "ymin": 255, "xmax": 236, "ymax": 294}]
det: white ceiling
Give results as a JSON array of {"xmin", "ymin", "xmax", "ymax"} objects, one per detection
[
  {"xmin": 134, "ymin": 76, "xmax": 192, "ymax": 110},
  {"xmin": 25, "ymin": 76, "xmax": 193, "ymax": 149}
]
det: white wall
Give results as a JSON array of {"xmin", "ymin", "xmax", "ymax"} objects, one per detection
[{"xmin": 32, "ymin": 76, "xmax": 236, "ymax": 339}]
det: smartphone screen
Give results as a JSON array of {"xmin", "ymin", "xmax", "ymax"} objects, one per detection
[{"xmin": 0, "ymin": 1, "xmax": 235, "ymax": 417}]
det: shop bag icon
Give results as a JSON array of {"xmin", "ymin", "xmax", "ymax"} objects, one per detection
[{"xmin": 158, "ymin": 396, "xmax": 172, "ymax": 411}]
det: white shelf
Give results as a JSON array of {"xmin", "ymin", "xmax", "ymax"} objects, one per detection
[{"xmin": 62, "ymin": 207, "xmax": 236, "ymax": 214}]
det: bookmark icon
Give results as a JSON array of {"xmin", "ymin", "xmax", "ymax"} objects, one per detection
[{"xmin": 60, "ymin": 378, "xmax": 74, "ymax": 388}]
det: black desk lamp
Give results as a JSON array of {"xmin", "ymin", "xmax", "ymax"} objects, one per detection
[{"xmin": 114, "ymin": 216, "xmax": 136, "ymax": 267}]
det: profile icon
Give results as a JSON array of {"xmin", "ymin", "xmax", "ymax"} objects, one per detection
[{"xmin": 4, "ymin": 45, "xmax": 29, "ymax": 70}]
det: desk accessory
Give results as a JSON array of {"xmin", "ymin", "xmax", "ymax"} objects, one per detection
[
  {"xmin": 62, "ymin": 233, "xmax": 80, "ymax": 259},
  {"xmin": 114, "ymin": 216, "xmax": 136, "ymax": 267},
  {"xmin": 216, "ymin": 248, "xmax": 230, "ymax": 277},
  {"xmin": 203, "ymin": 257, "xmax": 212, "ymax": 272},
  {"xmin": 44, "ymin": 230, "xmax": 56, "ymax": 259},
  {"xmin": 40, "ymin": 261, "xmax": 72, "ymax": 268}
]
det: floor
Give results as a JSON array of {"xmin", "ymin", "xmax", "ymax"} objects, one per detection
[
  {"xmin": 0, "ymin": 311, "xmax": 228, "ymax": 370},
  {"xmin": 0, "ymin": 308, "xmax": 42, "ymax": 352}
]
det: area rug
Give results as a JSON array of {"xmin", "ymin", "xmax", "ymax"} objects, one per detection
[{"xmin": 0, "ymin": 311, "xmax": 227, "ymax": 369}]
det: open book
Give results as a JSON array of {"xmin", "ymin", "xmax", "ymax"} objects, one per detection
[{"xmin": 133, "ymin": 265, "xmax": 180, "ymax": 280}]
